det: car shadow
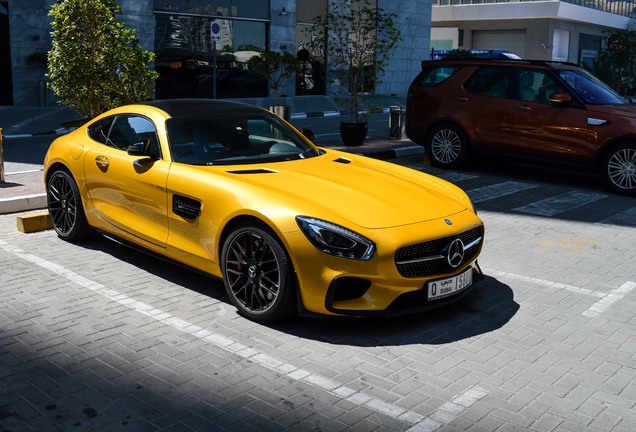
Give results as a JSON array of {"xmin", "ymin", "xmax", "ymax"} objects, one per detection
[
  {"xmin": 75, "ymin": 236, "xmax": 519, "ymax": 347},
  {"xmin": 270, "ymin": 275, "xmax": 519, "ymax": 347}
]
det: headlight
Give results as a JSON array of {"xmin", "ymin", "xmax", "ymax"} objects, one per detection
[{"xmin": 296, "ymin": 216, "xmax": 375, "ymax": 260}]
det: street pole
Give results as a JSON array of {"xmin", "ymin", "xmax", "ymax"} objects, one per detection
[
  {"xmin": 213, "ymin": 40, "xmax": 217, "ymax": 99},
  {"xmin": 0, "ymin": 128, "xmax": 4, "ymax": 183}
]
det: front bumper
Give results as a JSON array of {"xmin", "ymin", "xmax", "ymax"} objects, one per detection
[
  {"xmin": 323, "ymin": 261, "xmax": 484, "ymax": 317},
  {"xmin": 284, "ymin": 212, "xmax": 485, "ymax": 318}
]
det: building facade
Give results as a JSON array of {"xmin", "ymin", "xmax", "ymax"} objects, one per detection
[
  {"xmin": 431, "ymin": 0, "xmax": 635, "ymax": 66},
  {"xmin": 1, "ymin": 0, "xmax": 432, "ymax": 106}
]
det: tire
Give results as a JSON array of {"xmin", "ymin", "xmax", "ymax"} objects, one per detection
[
  {"xmin": 221, "ymin": 223, "xmax": 296, "ymax": 322},
  {"xmin": 601, "ymin": 143, "xmax": 636, "ymax": 196},
  {"xmin": 426, "ymin": 124, "xmax": 469, "ymax": 169},
  {"xmin": 47, "ymin": 169, "xmax": 93, "ymax": 241}
]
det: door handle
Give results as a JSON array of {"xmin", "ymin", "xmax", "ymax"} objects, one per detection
[
  {"xmin": 455, "ymin": 96, "xmax": 468, "ymax": 102},
  {"xmin": 516, "ymin": 105, "xmax": 531, "ymax": 111},
  {"xmin": 95, "ymin": 156, "xmax": 110, "ymax": 167}
]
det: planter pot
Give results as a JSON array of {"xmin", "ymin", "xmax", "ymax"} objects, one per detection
[
  {"xmin": 268, "ymin": 105, "xmax": 291, "ymax": 122},
  {"xmin": 340, "ymin": 122, "xmax": 368, "ymax": 147}
]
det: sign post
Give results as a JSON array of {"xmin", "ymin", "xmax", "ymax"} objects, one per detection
[
  {"xmin": 211, "ymin": 21, "xmax": 222, "ymax": 99},
  {"xmin": 0, "ymin": 128, "xmax": 4, "ymax": 184}
]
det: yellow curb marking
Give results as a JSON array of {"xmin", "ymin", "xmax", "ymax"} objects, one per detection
[
  {"xmin": 538, "ymin": 237, "xmax": 597, "ymax": 252},
  {"xmin": 17, "ymin": 211, "xmax": 52, "ymax": 233}
]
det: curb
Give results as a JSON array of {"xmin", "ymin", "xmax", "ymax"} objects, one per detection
[
  {"xmin": 3, "ymin": 127, "xmax": 70, "ymax": 139},
  {"xmin": 0, "ymin": 193, "xmax": 47, "ymax": 215},
  {"xmin": 290, "ymin": 107, "xmax": 391, "ymax": 120}
]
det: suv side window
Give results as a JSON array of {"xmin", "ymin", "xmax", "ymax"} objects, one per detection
[
  {"xmin": 464, "ymin": 67, "xmax": 509, "ymax": 98},
  {"xmin": 515, "ymin": 69, "xmax": 567, "ymax": 104},
  {"xmin": 106, "ymin": 115, "xmax": 162, "ymax": 159},
  {"xmin": 413, "ymin": 65, "xmax": 463, "ymax": 87}
]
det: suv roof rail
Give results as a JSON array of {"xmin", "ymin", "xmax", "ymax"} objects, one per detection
[{"xmin": 422, "ymin": 58, "xmax": 580, "ymax": 68}]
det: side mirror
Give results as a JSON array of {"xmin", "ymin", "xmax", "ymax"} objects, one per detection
[
  {"xmin": 300, "ymin": 128, "xmax": 315, "ymax": 141},
  {"xmin": 127, "ymin": 139, "xmax": 152, "ymax": 157},
  {"xmin": 548, "ymin": 92, "xmax": 573, "ymax": 106}
]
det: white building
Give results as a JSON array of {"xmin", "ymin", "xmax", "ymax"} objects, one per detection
[{"xmin": 431, "ymin": 0, "xmax": 634, "ymax": 66}]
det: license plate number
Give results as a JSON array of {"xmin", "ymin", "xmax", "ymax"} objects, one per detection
[{"xmin": 428, "ymin": 268, "xmax": 473, "ymax": 300}]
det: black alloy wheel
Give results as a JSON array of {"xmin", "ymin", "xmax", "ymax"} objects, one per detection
[
  {"xmin": 47, "ymin": 169, "xmax": 92, "ymax": 241},
  {"xmin": 221, "ymin": 223, "xmax": 296, "ymax": 322},
  {"xmin": 427, "ymin": 123, "xmax": 469, "ymax": 169},
  {"xmin": 602, "ymin": 143, "xmax": 636, "ymax": 196}
]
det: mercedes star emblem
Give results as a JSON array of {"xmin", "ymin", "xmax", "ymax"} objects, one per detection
[{"xmin": 446, "ymin": 239, "xmax": 465, "ymax": 268}]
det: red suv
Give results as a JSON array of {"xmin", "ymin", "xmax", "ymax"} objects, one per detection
[{"xmin": 406, "ymin": 59, "xmax": 636, "ymax": 196}]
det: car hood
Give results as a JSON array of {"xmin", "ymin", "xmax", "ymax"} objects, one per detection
[
  {"xmin": 219, "ymin": 151, "xmax": 469, "ymax": 229},
  {"xmin": 588, "ymin": 103, "xmax": 636, "ymax": 117}
]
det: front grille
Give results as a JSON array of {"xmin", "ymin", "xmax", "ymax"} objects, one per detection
[{"xmin": 395, "ymin": 226, "xmax": 483, "ymax": 278}]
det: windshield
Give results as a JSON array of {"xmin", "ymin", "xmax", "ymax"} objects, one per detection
[
  {"xmin": 558, "ymin": 69, "xmax": 626, "ymax": 105},
  {"xmin": 166, "ymin": 112, "xmax": 319, "ymax": 165}
]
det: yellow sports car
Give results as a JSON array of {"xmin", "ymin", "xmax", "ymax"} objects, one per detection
[{"xmin": 44, "ymin": 99, "xmax": 485, "ymax": 322}]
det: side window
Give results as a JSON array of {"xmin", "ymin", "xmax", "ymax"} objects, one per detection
[
  {"xmin": 515, "ymin": 69, "xmax": 567, "ymax": 104},
  {"xmin": 87, "ymin": 116, "xmax": 115, "ymax": 144},
  {"xmin": 413, "ymin": 65, "xmax": 462, "ymax": 87},
  {"xmin": 464, "ymin": 67, "xmax": 509, "ymax": 98},
  {"xmin": 536, "ymin": 72, "xmax": 567, "ymax": 104},
  {"xmin": 106, "ymin": 115, "xmax": 161, "ymax": 158}
]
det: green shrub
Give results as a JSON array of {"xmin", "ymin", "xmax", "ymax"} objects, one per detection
[
  {"xmin": 48, "ymin": 0, "xmax": 158, "ymax": 118},
  {"xmin": 592, "ymin": 32, "xmax": 636, "ymax": 101}
]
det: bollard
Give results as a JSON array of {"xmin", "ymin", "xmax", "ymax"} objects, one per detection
[
  {"xmin": 0, "ymin": 128, "xmax": 4, "ymax": 183},
  {"xmin": 389, "ymin": 106, "xmax": 406, "ymax": 139}
]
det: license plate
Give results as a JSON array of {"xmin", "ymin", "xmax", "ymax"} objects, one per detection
[{"xmin": 427, "ymin": 268, "xmax": 473, "ymax": 301}]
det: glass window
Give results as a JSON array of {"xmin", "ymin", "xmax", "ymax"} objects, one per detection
[
  {"xmin": 154, "ymin": 13, "xmax": 267, "ymax": 99},
  {"xmin": 106, "ymin": 115, "xmax": 161, "ymax": 159},
  {"xmin": 154, "ymin": 1, "xmax": 268, "ymax": 18},
  {"xmin": 515, "ymin": 69, "xmax": 567, "ymax": 104},
  {"xmin": 167, "ymin": 113, "xmax": 318, "ymax": 165},
  {"xmin": 413, "ymin": 65, "xmax": 463, "ymax": 87},
  {"xmin": 558, "ymin": 69, "xmax": 626, "ymax": 105},
  {"xmin": 88, "ymin": 116, "xmax": 115, "ymax": 144},
  {"xmin": 464, "ymin": 67, "xmax": 509, "ymax": 98}
]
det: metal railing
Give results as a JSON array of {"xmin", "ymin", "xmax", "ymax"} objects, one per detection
[{"xmin": 432, "ymin": 0, "xmax": 636, "ymax": 18}]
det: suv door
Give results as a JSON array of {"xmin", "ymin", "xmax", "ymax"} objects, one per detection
[
  {"xmin": 510, "ymin": 68, "xmax": 593, "ymax": 162},
  {"xmin": 460, "ymin": 66, "xmax": 515, "ymax": 150}
]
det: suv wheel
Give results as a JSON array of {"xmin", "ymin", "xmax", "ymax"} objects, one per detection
[
  {"xmin": 601, "ymin": 143, "xmax": 636, "ymax": 196},
  {"xmin": 426, "ymin": 124, "xmax": 469, "ymax": 169}
]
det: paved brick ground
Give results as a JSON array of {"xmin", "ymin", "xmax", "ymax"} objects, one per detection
[{"xmin": 1, "ymin": 157, "xmax": 635, "ymax": 431}]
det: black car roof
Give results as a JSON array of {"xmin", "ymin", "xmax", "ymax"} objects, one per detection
[{"xmin": 140, "ymin": 98, "xmax": 265, "ymax": 118}]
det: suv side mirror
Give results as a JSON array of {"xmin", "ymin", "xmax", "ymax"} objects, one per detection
[{"xmin": 548, "ymin": 92, "xmax": 573, "ymax": 106}]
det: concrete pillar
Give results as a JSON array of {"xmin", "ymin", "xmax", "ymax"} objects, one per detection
[
  {"xmin": 377, "ymin": 0, "xmax": 432, "ymax": 97},
  {"xmin": 269, "ymin": 0, "xmax": 297, "ymax": 98}
]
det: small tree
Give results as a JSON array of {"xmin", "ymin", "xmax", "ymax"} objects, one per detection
[
  {"xmin": 592, "ymin": 31, "xmax": 636, "ymax": 101},
  {"xmin": 307, "ymin": 0, "xmax": 401, "ymax": 123},
  {"xmin": 48, "ymin": 0, "xmax": 158, "ymax": 119},
  {"xmin": 246, "ymin": 50, "xmax": 300, "ymax": 105}
]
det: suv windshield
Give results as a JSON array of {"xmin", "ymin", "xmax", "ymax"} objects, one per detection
[
  {"xmin": 558, "ymin": 69, "xmax": 626, "ymax": 105},
  {"xmin": 167, "ymin": 113, "xmax": 319, "ymax": 165}
]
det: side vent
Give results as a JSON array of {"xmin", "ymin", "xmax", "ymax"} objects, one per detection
[
  {"xmin": 173, "ymin": 195, "xmax": 201, "ymax": 220},
  {"xmin": 227, "ymin": 168, "xmax": 278, "ymax": 174},
  {"xmin": 333, "ymin": 157, "xmax": 352, "ymax": 164}
]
